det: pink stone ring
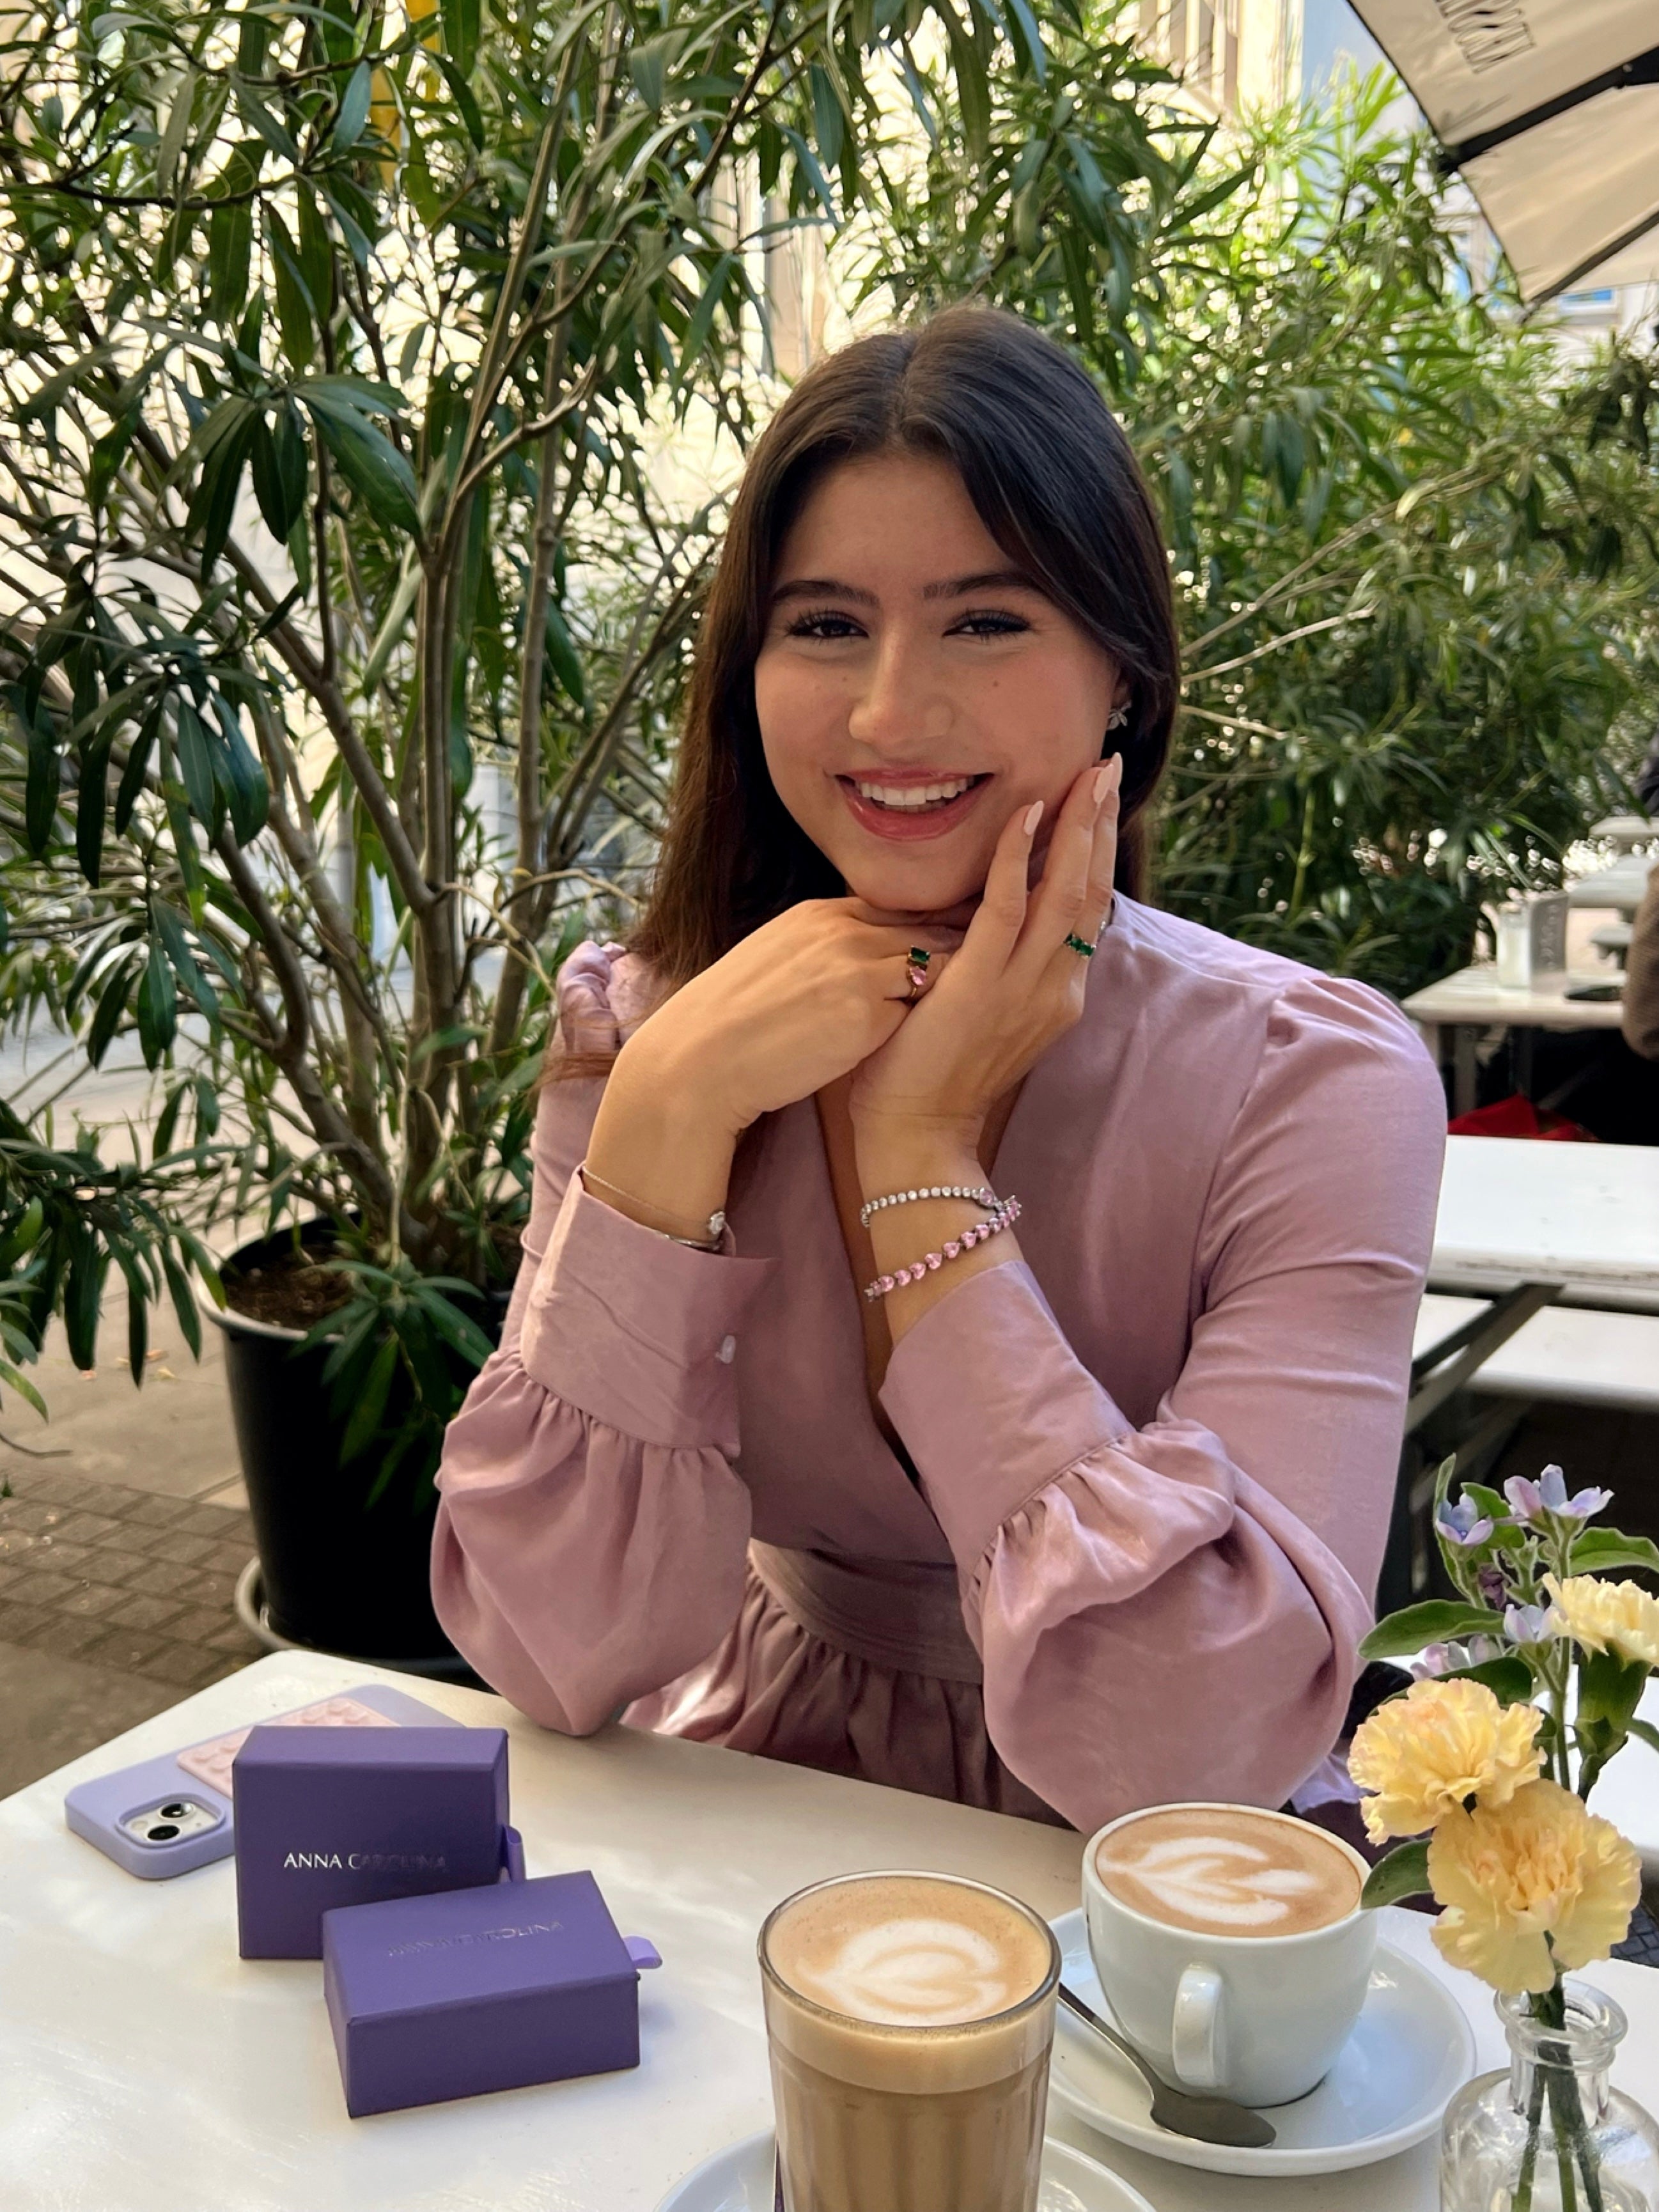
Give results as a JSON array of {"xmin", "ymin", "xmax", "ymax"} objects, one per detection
[{"xmin": 903, "ymin": 947, "xmax": 931, "ymax": 1002}]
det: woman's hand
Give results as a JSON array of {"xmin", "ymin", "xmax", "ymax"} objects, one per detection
[
  {"xmin": 849, "ymin": 754, "xmax": 1121, "ymax": 1170},
  {"xmin": 584, "ymin": 900, "xmax": 961, "ymax": 1240}
]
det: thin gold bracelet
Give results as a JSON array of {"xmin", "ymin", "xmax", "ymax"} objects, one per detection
[{"xmin": 578, "ymin": 1164, "xmax": 726, "ymax": 1250}]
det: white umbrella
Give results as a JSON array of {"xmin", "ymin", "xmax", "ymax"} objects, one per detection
[{"xmin": 1344, "ymin": 0, "xmax": 1659, "ymax": 303}]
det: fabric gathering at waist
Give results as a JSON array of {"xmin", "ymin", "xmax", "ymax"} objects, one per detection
[{"xmin": 749, "ymin": 1542, "xmax": 985, "ymax": 1685}]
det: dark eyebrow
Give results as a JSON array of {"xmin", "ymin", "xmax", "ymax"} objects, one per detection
[{"xmin": 770, "ymin": 568, "xmax": 1043, "ymax": 609}]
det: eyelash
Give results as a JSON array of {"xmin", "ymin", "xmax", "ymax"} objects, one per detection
[{"xmin": 783, "ymin": 608, "xmax": 1032, "ymax": 640}]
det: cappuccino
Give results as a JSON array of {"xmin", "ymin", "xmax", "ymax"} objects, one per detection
[
  {"xmin": 1094, "ymin": 1805, "xmax": 1360, "ymax": 1938},
  {"xmin": 761, "ymin": 1873, "xmax": 1059, "ymax": 2212}
]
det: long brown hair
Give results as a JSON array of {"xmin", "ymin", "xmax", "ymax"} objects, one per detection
[{"xmin": 558, "ymin": 304, "xmax": 1179, "ymax": 1063}]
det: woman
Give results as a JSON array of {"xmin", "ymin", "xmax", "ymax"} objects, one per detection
[{"xmin": 432, "ymin": 306, "xmax": 1445, "ymax": 1832}]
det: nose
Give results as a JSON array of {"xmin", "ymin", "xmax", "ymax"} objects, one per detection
[{"xmin": 845, "ymin": 627, "xmax": 954, "ymax": 752}]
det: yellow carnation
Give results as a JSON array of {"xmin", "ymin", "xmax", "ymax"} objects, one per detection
[
  {"xmin": 1428, "ymin": 1779, "xmax": 1641, "ymax": 1995},
  {"xmin": 1349, "ymin": 1678, "xmax": 1543, "ymax": 1844},
  {"xmin": 1545, "ymin": 1575, "xmax": 1659, "ymax": 1669}
]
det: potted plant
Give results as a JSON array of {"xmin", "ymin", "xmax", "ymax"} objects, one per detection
[{"xmin": 0, "ymin": 0, "xmax": 1036, "ymax": 1655}]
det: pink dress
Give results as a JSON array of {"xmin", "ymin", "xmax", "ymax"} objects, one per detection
[{"xmin": 432, "ymin": 894, "xmax": 1445, "ymax": 1832}]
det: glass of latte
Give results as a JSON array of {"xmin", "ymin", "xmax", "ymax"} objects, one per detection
[
  {"xmin": 759, "ymin": 1870, "xmax": 1062, "ymax": 2212},
  {"xmin": 1084, "ymin": 1803, "xmax": 1376, "ymax": 2108}
]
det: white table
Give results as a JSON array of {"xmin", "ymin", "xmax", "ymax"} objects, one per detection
[
  {"xmin": 3, "ymin": 1652, "xmax": 1656, "ymax": 2212},
  {"xmin": 1432, "ymin": 1135, "xmax": 1659, "ymax": 1312},
  {"xmin": 1403, "ymin": 967, "xmax": 1627, "ymax": 1116}
]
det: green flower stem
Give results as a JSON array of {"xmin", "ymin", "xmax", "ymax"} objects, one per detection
[{"xmin": 1514, "ymin": 2060, "xmax": 1547, "ymax": 2212}]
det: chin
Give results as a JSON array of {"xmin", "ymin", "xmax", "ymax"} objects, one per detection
[{"xmin": 843, "ymin": 865, "xmax": 984, "ymax": 917}]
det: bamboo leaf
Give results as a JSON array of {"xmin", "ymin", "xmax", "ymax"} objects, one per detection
[
  {"xmin": 299, "ymin": 390, "xmax": 419, "ymax": 534},
  {"xmin": 173, "ymin": 698, "xmax": 219, "ymax": 828},
  {"xmin": 439, "ymin": 0, "xmax": 479, "ymax": 80}
]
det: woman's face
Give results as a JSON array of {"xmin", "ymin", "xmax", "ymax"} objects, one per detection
[{"xmin": 753, "ymin": 449, "xmax": 1122, "ymax": 919}]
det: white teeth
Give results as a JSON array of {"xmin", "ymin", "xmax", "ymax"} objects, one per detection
[{"xmin": 853, "ymin": 776, "xmax": 976, "ymax": 809}]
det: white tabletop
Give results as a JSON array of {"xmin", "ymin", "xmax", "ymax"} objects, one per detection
[
  {"xmin": 3, "ymin": 1652, "xmax": 1656, "ymax": 2212},
  {"xmin": 1432, "ymin": 1136, "xmax": 1659, "ymax": 1308},
  {"xmin": 1401, "ymin": 965, "xmax": 1627, "ymax": 1030}
]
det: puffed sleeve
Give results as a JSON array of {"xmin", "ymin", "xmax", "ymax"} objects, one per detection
[
  {"xmin": 430, "ymin": 943, "xmax": 774, "ymax": 1733},
  {"xmin": 878, "ymin": 972, "xmax": 1446, "ymax": 1832}
]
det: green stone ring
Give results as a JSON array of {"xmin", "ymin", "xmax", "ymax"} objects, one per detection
[{"xmin": 1064, "ymin": 932, "xmax": 1096, "ymax": 958}]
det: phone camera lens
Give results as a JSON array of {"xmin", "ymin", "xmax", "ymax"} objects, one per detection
[
  {"xmin": 147, "ymin": 1823, "xmax": 181, "ymax": 1842},
  {"xmin": 159, "ymin": 1802, "xmax": 190, "ymax": 1819}
]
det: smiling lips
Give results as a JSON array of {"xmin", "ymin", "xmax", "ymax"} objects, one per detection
[{"xmin": 837, "ymin": 770, "xmax": 990, "ymax": 841}]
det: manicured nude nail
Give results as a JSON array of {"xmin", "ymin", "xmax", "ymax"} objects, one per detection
[
  {"xmin": 1022, "ymin": 800, "xmax": 1043, "ymax": 836},
  {"xmin": 1092, "ymin": 765, "xmax": 1114, "ymax": 807}
]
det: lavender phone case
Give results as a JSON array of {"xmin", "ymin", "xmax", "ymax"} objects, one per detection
[{"xmin": 64, "ymin": 1685, "xmax": 464, "ymax": 1880}]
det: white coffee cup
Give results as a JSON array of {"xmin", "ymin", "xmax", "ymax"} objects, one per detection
[{"xmin": 1082, "ymin": 1802, "xmax": 1378, "ymax": 2108}]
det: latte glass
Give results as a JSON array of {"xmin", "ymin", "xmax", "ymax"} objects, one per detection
[{"xmin": 759, "ymin": 1870, "xmax": 1061, "ymax": 2212}]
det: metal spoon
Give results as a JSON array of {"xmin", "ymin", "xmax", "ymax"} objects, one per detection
[{"xmin": 1057, "ymin": 1981, "xmax": 1277, "ymax": 2150}]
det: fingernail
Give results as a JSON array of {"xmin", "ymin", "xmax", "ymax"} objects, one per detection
[
  {"xmin": 1092, "ymin": 765, "xmax": 1114, "ymax": 808},
  {"xmin": 1022, "ymin": 800, "xmax": 1043, "ymax": 836}
]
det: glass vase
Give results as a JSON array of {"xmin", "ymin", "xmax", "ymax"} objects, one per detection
[{"xmin": 1440, "ymin": 1981, "xmax": 1659, "ymax": 2211}]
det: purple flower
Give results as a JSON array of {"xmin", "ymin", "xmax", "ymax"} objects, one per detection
[
  {"xmin": 1412, "ymin": 1635, "xmax": 1504, "ymax": 1680},
  {"xmin": 1437, "ymin": 1496, "xmax": 1495, "ymax": 1548},
  {"xmin": 1477, "ymin": 1564, "xmax": 1509, "ymax": 1611},
  {"xmin": 1503, "ymin": 1465, "xmax": 1613, "ymax": 1527},
  {"xmin": 1504, "ymin": 1603, "xmax": 1553, "ymax": 1645}
]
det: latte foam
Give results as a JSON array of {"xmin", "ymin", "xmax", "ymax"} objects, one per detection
[
  {"xmin": 768, "ymin": 1876, "xmax": 1052, "ymax": 2027},
  {"xmin": 1094, "ymin": 1806, "xmax": 1361, "ymax": 1938}
]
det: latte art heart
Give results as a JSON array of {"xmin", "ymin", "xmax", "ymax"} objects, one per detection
[
  {"xmin": 1096, "ymin": 1805, "xmax": 1362, "ymax": 1938},
  {"xmin": 806, "ymin": 1916, "xmax": 1020, "ymax": 2024},
  {"xmin": 1120, "ymin": 1836, "xmax": 1323, "ymax": 1927}
]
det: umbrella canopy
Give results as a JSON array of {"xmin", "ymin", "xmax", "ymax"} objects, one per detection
[{"xmin": 1344, "ymin": 1, "xmax": 1659, "ymax": 302}]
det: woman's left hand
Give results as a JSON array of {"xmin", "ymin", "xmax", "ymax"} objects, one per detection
[{"xmin": 848, "ymin": 752, "xmax": 1121, "ymax": 1161}]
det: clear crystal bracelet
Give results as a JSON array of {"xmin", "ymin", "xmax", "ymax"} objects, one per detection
[
  {"xmin": 863, "ymin": 1197, "xmax": 1022, "ymax": 1301},
  {"xmin": 859, "ymin": 1183, "xmax": 997, "ymax": 1230}
]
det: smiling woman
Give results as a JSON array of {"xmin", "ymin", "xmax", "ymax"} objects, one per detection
[{"xmin": 430, "ymin": 307, "xmax": 1447, "ymax": 1834}]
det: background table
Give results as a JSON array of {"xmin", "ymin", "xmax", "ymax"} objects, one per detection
[
  {"xmin": 3, "ymin": 1652, "xmax": 1656, "ymax": 2212},
  {"xmin": 1403, "ymin": 967, "xmax": 1628, "ymax": 1116},
  {"xmin": 1431, "ymin": 1134, "xmax": 1659, "ymax": 1312}
]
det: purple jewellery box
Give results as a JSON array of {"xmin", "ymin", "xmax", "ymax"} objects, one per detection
[
  {"xmin": 322, "ymin": 1869, "xmax": 662, "ymax": 2117},
  {"xmin": 233, "ymin": 1725, "xmax": 523, "ymax": 1959}
]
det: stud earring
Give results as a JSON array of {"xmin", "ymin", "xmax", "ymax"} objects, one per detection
[{"xmin": 1105, "ymin": 703, "xmax": 1130, "ymax": 731}]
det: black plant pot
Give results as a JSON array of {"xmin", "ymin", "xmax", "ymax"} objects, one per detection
[{"xmin": 207, "ymin": 1220, "xmax": 505, "ymax": 1667}]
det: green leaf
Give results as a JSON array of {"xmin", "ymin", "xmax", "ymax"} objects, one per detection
[
  {"xmin": 21, "ymin": 705, "xmax": 59, "ymax": 853},
  {"xmin": 156, "ymin": 68, "xmax": 196, "ymax": 197},
  {"xmin": 1567, "ymin": 1529, "xmax": 1659, "ymax": 1577},
  {"xmin": 162, "ymin": 1249, "xmax": 203, "ymax": 1361},
  {"xmin": 332, "ymin": 58, "xmax": 371, "ymax": 152},
  {"xmin": 186, "ymin": 399, "xmax": 257, "ymax": 571},
  {"xmin": 75, "ymin": 728, "xmax": 114, "ymax": 887},
  {"xmin": 210, "ymin": 694, "xmax": 269, "ymax": 845},
  {"xmin": 295, "ymin": 187, "xmax": 334, "ymax": 313},
  {"xmin": 251, "ymin": 400, "xmax": 308, "ymax": 541},
  {"xmin": 543, "ymin": 600, "xmax": 585, "ymax": 705},
  {"xmin": 809, "ymin": 63, "xmax": 845, "ymax": 170},
  {"xmin": 341, "ymin": 1332, "xmax": 400, "ymax": 1462},
  {"xmin": 428, "ymin": 51, "xmax": 484, "ymax": 148},
  {"xmin": 300, "ymin": 392, "xmax": 419, "ymax": 534},
  {"xmin": 1361, "ymin": 1839, "xmax": 1431, "ymax": 1910},
  {"xmin": 114, "ymin": 705, "xmax": 160, "ymax": 834},
  {"xmin": 1626, "ymin": 1718, "xmax": 1659, "ymax": 1757},
  {"xmin": 233, "ymin": 79, "xmax": 297, "ymax": 162},
  {"xmin": 265, "ymin": 206, "xmax": 316, "ymax": 368},
  {"xmin": 173, "ymin": 698, "xmax": 219, "ymax": 829},
  {"xmin": 1436, "ymin": 1656, "xmax": 1536, "ymax": 1706},
  {"xmin": 439, "ymin": 0, "xmax": 479, "ymax": 79},
  {"xmin": 152, "ymin": 900, "xmax": 221, "ymax": 1022},
  {"xmin": 1359, "ymin": 1601, "xmax": 1504, "ymax": 1661},
  {"xmin": 86, "ymin": 953, "xmax": 138, "ymax": 1067},
  {"xmin": 135, "ymin": 936, "xmax": 178, "ymax": 1067}
]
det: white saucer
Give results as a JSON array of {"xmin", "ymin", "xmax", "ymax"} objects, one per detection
[
  {"xmin": 1047, "ymin": 1906, "xmax": 1476, "ymax": 2178},
  {"xmin": 656, "ymin": 2127, "xmax": 1157, "ymax": 2212}
]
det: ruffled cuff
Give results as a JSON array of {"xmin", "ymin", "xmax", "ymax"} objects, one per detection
[
  {"xmin": 879, "ymin": 1258, "xmax": 1132, "ymax": 1567},
  {"xmin": 520, "ymin": 1175, "xmax": 774, "ymax": 1454}
]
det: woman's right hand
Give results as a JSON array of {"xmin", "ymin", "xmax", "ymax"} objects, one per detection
[{"xmin": 582, "ymin": 901, "xmax": 958, "ymax": 1238}]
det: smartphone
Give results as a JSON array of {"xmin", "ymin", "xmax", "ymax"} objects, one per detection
[{"xmin": 65, "ymin": 1685, "xmax": 463, "ymax": 1880}]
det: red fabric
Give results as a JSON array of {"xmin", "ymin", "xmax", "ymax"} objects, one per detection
[{"xmin": 1447, "ymin": 1093, "xmax": 1597, "ymax": 1142}]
